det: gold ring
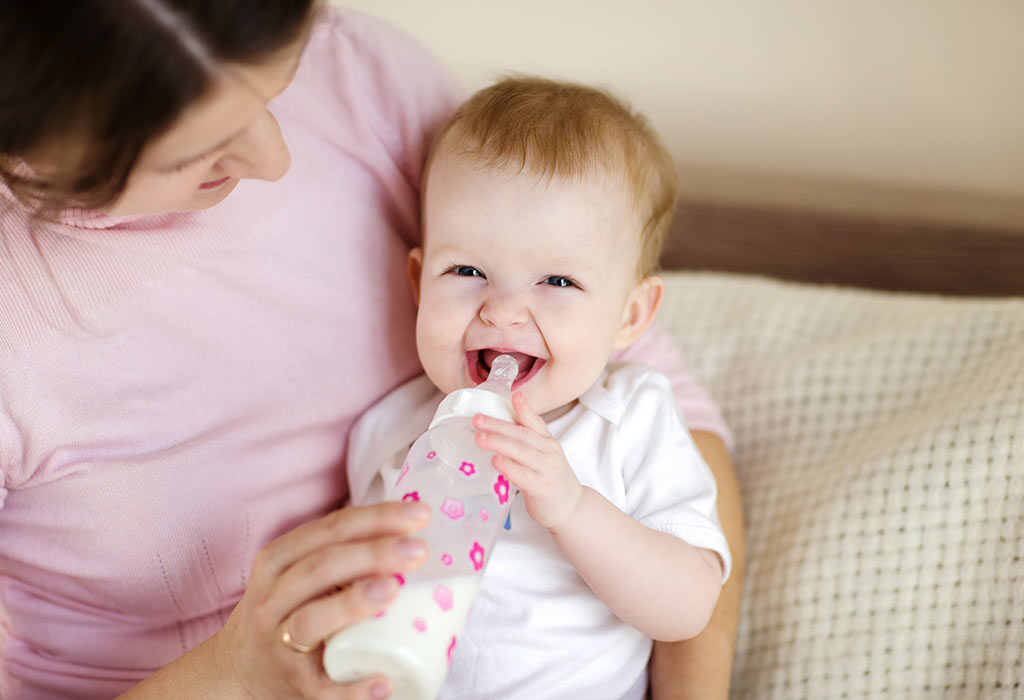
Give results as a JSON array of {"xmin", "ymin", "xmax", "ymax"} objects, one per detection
[{"xmin": 281, "ymin": 629, "xmax": 318, "ymax": 653}]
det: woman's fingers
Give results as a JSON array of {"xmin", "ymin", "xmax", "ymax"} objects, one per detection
[
  {"xmin": 270, "ymin": 645, "xmax": 395, "ymax": 700},
  {"xmin": 307, "ymin": 674, "xmax": 394, "ymax": 700},
  {"xmin": 342, "ymin": 675, "xmax": 394, "ymax": 700},
  {"xmin": 269, "ymin": 535, "xmax": 427, "ymax": 623},
  {"xmin": 254, "ymin": 500, "xmax": 430, "ymax": 582},
  {"xmin": 214, "ymin": 502, "xmax": 431, "ymax": 700},
  {"xmin": 281, "ymin": 574, "xmax": 399, "ymax": 653}
]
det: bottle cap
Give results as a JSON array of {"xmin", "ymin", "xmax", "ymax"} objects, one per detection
[{"xmin": 429, "ymin": 354, "xmax": 519, "ymax": 428}]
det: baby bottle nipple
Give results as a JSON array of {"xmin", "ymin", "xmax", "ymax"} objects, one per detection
[{"xmin": 480, "ymin": 353, "xmax": 518, "ymax": 394}]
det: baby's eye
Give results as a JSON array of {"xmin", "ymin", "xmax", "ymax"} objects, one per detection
[
  {"xmin": 455, "ymin": 265, "xmax": 484, "ymax": 278},
  {"xmin": 545, "ymin": 276, "xmax": 576, "ymax": 288}
]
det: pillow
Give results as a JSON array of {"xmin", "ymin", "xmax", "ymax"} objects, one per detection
[{"xmin": 660, "ymin": 272, "xmax": 1024, "ymax": 700}]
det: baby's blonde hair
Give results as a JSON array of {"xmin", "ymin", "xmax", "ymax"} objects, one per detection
[{"xmin": 426, "ymin": 76, "xmax": 679, "ymax": 278}]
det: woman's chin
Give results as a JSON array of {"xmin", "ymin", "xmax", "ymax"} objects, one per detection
[{"xmin": 104, "ymin": 178, "xmax": 239, "ymax": 216}]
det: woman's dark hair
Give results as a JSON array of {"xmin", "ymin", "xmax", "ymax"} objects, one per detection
[{"xmin": 0, "ymin": 0, "xmax": 318, "ymax": 212}]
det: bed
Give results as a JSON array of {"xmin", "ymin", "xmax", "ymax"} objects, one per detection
[{"xmin": 341, "ymin": 2, "xmax": 1024, "ymax": 696}]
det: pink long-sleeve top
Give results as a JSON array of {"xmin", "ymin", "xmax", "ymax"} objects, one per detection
[{"xmin": 0, "ymin": 7, "xmax": 730, "ymax": 699}]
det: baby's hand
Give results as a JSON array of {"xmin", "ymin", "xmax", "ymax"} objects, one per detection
[{"xmin": 472, "ymin": 392, "xmax": 583, "ymax": 529}]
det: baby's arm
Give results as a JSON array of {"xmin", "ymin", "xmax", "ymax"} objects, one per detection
[
  {"xmin": 473, "ymin": 392, "xmax": 723, "ymax": 642},
  {"xmin": 551, "ymin": 487, "xmax": 722, "ymax": 641}
]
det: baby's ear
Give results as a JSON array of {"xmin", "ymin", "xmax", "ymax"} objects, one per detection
[
  {"xmin": 407, "ymin": 247, "xmax": 424, "ymax": 306},
  {"xmin": 614, "ymin": 275, "xmax": 664, "ymax": 349}
]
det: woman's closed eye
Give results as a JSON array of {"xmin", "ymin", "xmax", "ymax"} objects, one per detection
[{"xmin": 156, "ymin": 149, "xmax": 219, "ymax": 175}]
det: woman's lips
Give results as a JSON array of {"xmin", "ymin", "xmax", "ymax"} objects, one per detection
[{"xmin": 199, "ymin": 176, "xmax": 232, "ymax": 190}]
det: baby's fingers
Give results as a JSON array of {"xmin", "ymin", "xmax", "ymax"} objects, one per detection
[
  {"xmin": 487, "ymin": 452, "xmax": 536, "ymax": 493},
  {"xmin": 509, "ymin": 391, "xmax": 551, "ymax": 435},
  {"xmin": 476, "ymin": 428, "xmax": 539, "ymax": 467},
  {"xmin": 472, "ymin": 416, "xmax": 551, "ymax": 455}
]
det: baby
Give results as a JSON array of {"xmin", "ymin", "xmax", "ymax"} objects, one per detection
[{"xmin": 347, "ymin": 76, "xmax": 731, "ymax": 700}]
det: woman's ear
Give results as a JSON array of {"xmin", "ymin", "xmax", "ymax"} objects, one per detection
[
  {"xmin": 407, "ymin": 247, "xmax": 424, "ymax": 306},
  {"xmin": 614, "ymin": 275, "xmax": 665, "ymax": 349}
]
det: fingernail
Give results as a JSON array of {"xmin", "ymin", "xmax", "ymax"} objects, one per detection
[
  {"xmin": 370, "ymin": 680, "xmax": 391, "ymax": 698},
  {"xmin": 401, "ymin": 500, "xmax": 430, "ymax": 520},
  {"xmin": 364, "ymin": 578, "xmax": 395, "ymax": 602},
  {"xmin": 397, "ymin": 537, "xmax": 427, "ymax": 560}
]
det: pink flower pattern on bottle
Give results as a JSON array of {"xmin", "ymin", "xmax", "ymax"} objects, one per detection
[
  {"xmin": 469, "ymin": 541, "xmax": 485, "ymax": 571},
  {"xmin": 433, "ymin": 584, "xmax": 453, "ymax": 611},
  {"xmin": 401, "ymin": 491, "xmax": 419, "ymax": 501},
  {"xmin": 459, "ymin": 461, "xmax": 475, "ymax": 476},
  {"xmin": 440, "ymin": 497, "xmax": 464, "ymax": 520},
  {"xmin": 493, "ymin": 475, "xmax": 510, "ymax": 504}
]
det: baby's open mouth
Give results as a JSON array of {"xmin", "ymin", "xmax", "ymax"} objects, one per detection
[{"xmin": 469, "ymin": 349, "xmax": 544, "ymax": 388}]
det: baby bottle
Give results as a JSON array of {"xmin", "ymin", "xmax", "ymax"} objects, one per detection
[{"xmin": 323, "ymin": 355, "xmax": 520, "ymax": 699}]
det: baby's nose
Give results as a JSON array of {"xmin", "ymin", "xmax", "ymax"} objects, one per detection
[{"xmin": 479, "ymin": 290, "xmax": 528, "ymax": 327}]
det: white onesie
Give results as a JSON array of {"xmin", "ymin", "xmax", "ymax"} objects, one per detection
[{"xmin": 347, "ymin": 362, "xmax": 731, "ymax": 700}]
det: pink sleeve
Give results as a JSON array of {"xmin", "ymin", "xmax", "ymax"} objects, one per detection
[{"xmin": 612, "ymin": 322, "xmax": 734, "ymax": 452}]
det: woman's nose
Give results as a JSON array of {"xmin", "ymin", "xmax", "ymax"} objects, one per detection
[
  {"xmin": 479, "ymin": 290, "xmax": 529, "ymax": 327},
  {"xmin": 214, "ymin": 109, "xmax": 291, "ymax": 182}
]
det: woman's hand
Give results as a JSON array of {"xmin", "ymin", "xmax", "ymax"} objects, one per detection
[
  {"xmin": 472, "ymin": 391, "xmax": 583, "ymax": 529},
  {"xmin": 214, "ymin": 500, "xmax": 431, "ymax": 700}
]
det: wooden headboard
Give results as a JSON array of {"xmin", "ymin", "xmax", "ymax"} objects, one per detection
[{"xmin": 662, "ymin": 199, "xmax": 1024, "ymax": 297}]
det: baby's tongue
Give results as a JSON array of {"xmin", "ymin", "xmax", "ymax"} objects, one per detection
[{"xmin": 481, "ymin": 350, "xmax": 533, "ymax": 378}]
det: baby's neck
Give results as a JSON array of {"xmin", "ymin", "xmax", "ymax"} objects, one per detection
[{"xmin": 541, "ymin": 400, "xmax": 579, "ymax": 423}]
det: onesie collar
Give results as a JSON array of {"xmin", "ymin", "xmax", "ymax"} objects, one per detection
[{"xmin": 574, "ymin": 368, "xmax": 626, "ymax": 426}]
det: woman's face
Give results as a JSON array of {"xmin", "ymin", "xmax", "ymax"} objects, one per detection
[{"xmin": 103, "ymin": 40, "xmax": 306, "ymax": 216}]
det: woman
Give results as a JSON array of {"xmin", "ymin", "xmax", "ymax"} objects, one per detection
[{"xmin": 0, "ymin": 2, "xmax": 744, "ymax": 699}]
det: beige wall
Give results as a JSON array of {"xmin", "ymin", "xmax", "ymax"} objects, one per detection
[{"xmin": 334, "ymin": 1, "xmax": 1024, "ymax": 227}]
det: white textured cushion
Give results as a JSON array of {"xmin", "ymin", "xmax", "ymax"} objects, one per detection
[{"xmin": 660, "ymin": 272, "xmax": 1024, "ymax": 700}]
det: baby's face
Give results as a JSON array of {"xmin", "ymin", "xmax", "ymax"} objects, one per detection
[{"xmin": 411, "ymin": 153, "xmax": 648, "ymax": 416}]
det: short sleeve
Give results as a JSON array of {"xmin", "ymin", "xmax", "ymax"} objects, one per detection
[{"xmin": 614, "ymin": 367, "xmax": 732, "ymax": 582}]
